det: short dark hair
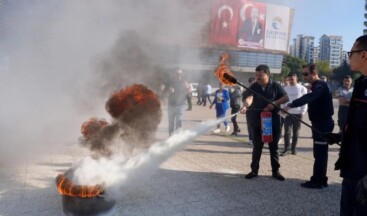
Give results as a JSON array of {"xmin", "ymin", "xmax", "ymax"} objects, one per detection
[
  {"xmin": 302, "ymin": 63, "xmax": 317, "ymax": 74},
  {"xmin": 344, "ymin": 75, "xmax": 352, "ymax": 79},
  {"xmin": 287, "ymin": 72, "xmax": 297, "ymax": 77},
  {"xmin": 255, "ymin": 64, "xmax": 270, "ymax": 75},
  {"xmin": 355, "ymin": 35, "xmax": 367, "ymax": 50}
]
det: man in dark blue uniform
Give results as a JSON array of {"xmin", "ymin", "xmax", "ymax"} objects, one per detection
[
  {"xmin": 284, "ymin": 64, "xmax": 334, "ymax": 189},
  {"xmin": 325, "ymin": 35, "xmax": 367, "ymax": 215},
  {"xmin": 240, "ymin": 64, "xmax": 289, "ymax": 181}
]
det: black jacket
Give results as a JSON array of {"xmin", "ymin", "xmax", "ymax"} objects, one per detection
[
  {"xmin": 230, "ymin": 87, "xmax": 242, "ymax": 109},
  {"xmin": 289, "ymin": 80, "xmax": 333, "ymax": 122},
  {"xmin": 337, "ymin": 75, "xmax": 367, "ymax": 180}
]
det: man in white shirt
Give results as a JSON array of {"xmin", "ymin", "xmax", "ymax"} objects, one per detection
[{"xmin": 280, "ymin": 73, "xmax": 308, "ymax": 156}]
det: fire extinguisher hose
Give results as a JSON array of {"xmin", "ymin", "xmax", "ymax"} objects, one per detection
[{"xmin": 222, "ymin": 73, "xmax": 340, "ymax": 146}]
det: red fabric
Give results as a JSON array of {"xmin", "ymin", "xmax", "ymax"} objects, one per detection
[{"xmin": 209, "ymin": 0, "xmax": 240, "ymax": 45}]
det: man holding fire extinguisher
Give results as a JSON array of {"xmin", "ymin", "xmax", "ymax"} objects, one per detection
[
  {"xmin": 284, "ymin": 63, "xmax": 334, "ymax": 189},
  {"xmin": 240, "ymin": 64, "xmax": 289, "ymax": 181}
]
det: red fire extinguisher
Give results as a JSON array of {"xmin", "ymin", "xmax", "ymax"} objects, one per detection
[{"xmin": 261, "ymin": 111, "xmax": 273, "ymax": 143}]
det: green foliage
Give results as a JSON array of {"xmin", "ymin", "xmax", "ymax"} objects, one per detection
[
  {"xmin": 273, "ymin": 54, "xmax": 306, "ymax": 81},
  {"xmin": 315, "ymin": 61, "xmax": 331, "ymax": 77},
  {"xmin": 332, "ymin": 60, "xmax": 361, "ymax": 84}
]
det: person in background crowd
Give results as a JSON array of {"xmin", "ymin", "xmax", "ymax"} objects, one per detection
[
  {"xmin": 162, "ymin": 68, "xmax": 191, "ymax": 136},
  {"xmin": 284, "ymin": 64, "xmax": 334, "ymax": 189},
  {"xmin": 336, "ymin": 75, "xmax": 353, "ymax": 132},
  {"xmin": 202, "ymin": 82, "xmax": 212, "ymax": 106},
  {"xmin": 324, "ymin": 35, "xmax": 367, "ymax": 215},
  {"xmin": 229, "ymin": 85, "xmax": 242, "ymax": 136},
  {"xmin": 320, "ymin": 75, "xmax": 332, "ymax": 92},
  {"xmin": 246, "ymin": 77, "xmax": 256, "ymax": 144},
  {"xmin": 210, "ymin": 82, "xmax": 230, "ymax": 133},
  {"xmin": 282, "ymin": 76, "xmax": 290, "ymax": 87},
  {"xmin": 280, "ymin": 73, "xmax": 308, "ymax": 156},
  {"xmin": 241, "ymin": 64, "xmax": 289, "ymax": 181},
  {"xmin": 186, "ymin": 82, "xmax": 193, "ymax": 111},
  {"xmin": 196, "ymin": 82, "xmax": 203, "ymax": 105},
  {"xmin": 279, "ymin": 76, "xmax": 289, "ymax": 142}
]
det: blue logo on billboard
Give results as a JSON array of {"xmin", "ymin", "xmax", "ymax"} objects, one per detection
[{"xmin": 272, "ymin": 17, "xmax": 283, "ymax": 30}]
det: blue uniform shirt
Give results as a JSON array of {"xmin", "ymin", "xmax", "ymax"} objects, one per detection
[{"xmin": 289, "ymin": 80, "xmax": 333, "ymax": 122}]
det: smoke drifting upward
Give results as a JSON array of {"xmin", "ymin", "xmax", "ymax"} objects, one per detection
[
  {"xmin": 80, "ymin": 84, "xmax": 162, "ymax": 157},
  {"xmin": 105, "ymin": 84, "xmax": 162, "ymax": 141},
  {"xmin": 89, "ymin": 31, "xmax": 166, "ymax": 99},
  {"xmin": 0, "ymin": 0, "xmax": 210, "ymax": 162}
]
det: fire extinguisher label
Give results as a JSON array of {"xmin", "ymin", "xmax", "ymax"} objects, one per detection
[{"xmin": 262, "ymin": 117, "xmax": 272, "ymax": 136}]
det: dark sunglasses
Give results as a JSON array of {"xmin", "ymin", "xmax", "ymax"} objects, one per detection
[
  {"xmin": 347, "ymin": 50, "xmax": 366, "ymax": 58},
  {"xmin": 302, "ymin": 72, "xmax": 310, "ymax": 76}
]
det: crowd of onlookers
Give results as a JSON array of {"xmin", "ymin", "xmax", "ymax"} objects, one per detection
[{"xmin": 160, "ymin": 35, "xmax": 366, "ymax": 216}]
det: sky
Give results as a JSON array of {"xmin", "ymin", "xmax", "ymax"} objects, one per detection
[{"xmin": 282, "ymin": 0, "xmax": 365, "ymax": 50}]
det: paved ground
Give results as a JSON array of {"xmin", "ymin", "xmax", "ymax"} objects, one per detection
[{"xmin": 0, "ymin": 99, "xmax": 342, "ymax": 216}]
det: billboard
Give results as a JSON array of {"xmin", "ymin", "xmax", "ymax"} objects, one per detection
[{"xmin": 210, "ymin": 0, "xmax": 292, "ymax": 52}]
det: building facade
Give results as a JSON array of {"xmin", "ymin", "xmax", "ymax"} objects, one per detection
[
  {"xmin": 290, "ymin": 34, "xmax": 315, "ymax": 63},
  {"xmin": 319, "ymin": 34, "xmax": 343, "ymax": 68}
]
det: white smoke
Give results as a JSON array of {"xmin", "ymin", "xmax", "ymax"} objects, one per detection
[
  {"xmin": 69, "ymin": 115, "xmax": 233, "ymax": 200},
  {"xmin": 0, "ymin": 0, "xmax": 210, "ymax": 163}
]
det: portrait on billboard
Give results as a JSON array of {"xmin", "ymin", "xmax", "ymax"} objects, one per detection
[{"xmin": 237, "ymin": 2, "xmax": 266, "ymax": 49}]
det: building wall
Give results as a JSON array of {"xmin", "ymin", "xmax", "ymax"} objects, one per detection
[
  {"xmin": 319, "ymin": 34, "xmax": 343, "ymax": 68},
  {"xmin": 290, "ymin": 34, "xmax": 314, "ymax": 63}
]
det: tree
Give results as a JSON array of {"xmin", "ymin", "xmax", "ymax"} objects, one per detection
[
  {"xmin": 316, "ymin": 61, "xmax": 331, "ymax": 77},
  {"xmin": 273, "ymin": 54, "xmax": 306, "ymax": 81},
  {"xmin": 332, "ymin": 60, "xmax": 353, "ymax": 81}
]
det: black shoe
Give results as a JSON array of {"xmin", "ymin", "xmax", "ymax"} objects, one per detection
[
  {"xmin": 245, "ymin": 172, "xmax": 258, "ymax": 179},
  {"xmin": 280, "ymin": 150, "xmax": 290, "ymax": 157},
  {"xmin": 237, "ymin": 129, "xmax": 241, "ymax": 132},
  {"xmin": 230, "ymin": 132, "xmax": 238, "ymax": 136},
  {"xmin": 322, "ymin": 182, "xmax": 328, "ymax": 187},
  {"xmin": 300, "ymin": 181, "xmax": 323, "ymax": 189},
  {"xmin": 186, "ymin": 108, "xmax": 192, "ymax": 111},
  {"xmin": 272, "ymin": 172, "xmax": 285, "ymax": 181},
  {"xmin": 291, "ymin": 150, "xmax": 297, "ymax": 155}
]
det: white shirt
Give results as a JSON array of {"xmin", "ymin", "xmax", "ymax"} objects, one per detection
[
  {"xmin": 205, "ymin": 84, "xmax": 212, "ymax": 95},
  {"xmin": 336, "ymin": 86, "xmax": 353, "ymax": 107},
  {"xmin": 283, "ymin": 84, "xmax": 308, "ymax": 114}
]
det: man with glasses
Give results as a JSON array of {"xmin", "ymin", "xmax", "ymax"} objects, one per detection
[
  {"xmin": 325, "ymin": 35, "xmax": 367, "ymax": 215},
  {"xmin": 284, "ymin": 64, "xmax": 334, "ymax": 189}
]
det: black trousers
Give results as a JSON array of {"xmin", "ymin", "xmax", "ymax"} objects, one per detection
[
  {"xmin": 338, "ymin": 106, "xmax": 349, "ymax": 132},
  {"xmin": 231, "ymin": 107, "xmax": 240, "ymax": 132},
  {"xmin": 246, "ymin": 114, "xmax": 254, "ymax": 141},
  {"xmin": 340, "ymin": 178, "xmax": 367, "ymax": 216},
  {"xmin": 202, "ymin": 94, "xmax": 212, "ymax": 106},
  {"xmin": 283, "ymin": 114, "xmax": 303, "ymax": 151},
  {"xmin": 251, "ymin": 125, "xmax": 280, "ymax": 173},
  {"xmin": 310, "ymin": 119, "xmax": 334, "ymax": 184}
]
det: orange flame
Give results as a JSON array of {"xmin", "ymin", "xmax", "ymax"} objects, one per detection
[
  {"xmin": 105, "ymin": 84, "xmax": 161, "ymax": 119},
  {"xmin": 56, "ymin": 174, "xmax": 103, "ymax": 198},
  {"xmin": 214, "ymin": 53, "xmax": 236, "ymax": 86}
]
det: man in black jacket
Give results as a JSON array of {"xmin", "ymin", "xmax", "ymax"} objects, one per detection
[
  {"xmin": 325, "ymin": 35, "xmax": 367, "ymax": 215},
  {"xmin": 241, "ymin": 65, "xmax": 289, "ymax": 181},
  {"xmin": 284, "ymin": 64, "xmax": 334, "ymax": 189}
]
